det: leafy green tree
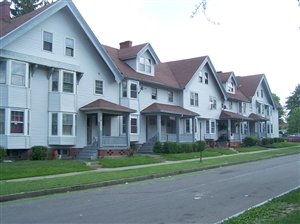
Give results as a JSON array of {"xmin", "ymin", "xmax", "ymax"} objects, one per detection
[
  {"xmin": 287, "ymin": 107, "xmax": 300, "ymax": 134},
  {"xmin": 272, "ymin": 93, "xmax": 285, "ymax": 127},
  {"xmin": 285, "ymin": 84, "xmax": 300, "ymax": 116},
  {"xmin": 10, "ymin": 0, "xmax": 52, "ymax": 18}
]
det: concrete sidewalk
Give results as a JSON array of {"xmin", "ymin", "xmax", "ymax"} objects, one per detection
[{"xmin": 4, "ymin": 146, "xmax": 299, "ymax": 183}]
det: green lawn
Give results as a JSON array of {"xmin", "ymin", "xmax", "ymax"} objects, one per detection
[
  {"xmin": 223, "ymin": 188, "xmax": 300, "ymax": 224},
  {"xmin": 99, "ymin": 155, "xmax": 161, "ymax": 168},
  {"xmin": 0, "ymin": 146, "xmax": 299, "ymax": 196},
  {"xmin": 0, "ymin": 160, "xmax": 91, "ymax": 180}
]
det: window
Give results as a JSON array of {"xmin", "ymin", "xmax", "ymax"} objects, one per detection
[
  {"xmin": 52, "ymin": 71, "xmax": 59, "ymax": 92},
  {"xmin": 0, "ymin": 109, "xmax": 4, "ymax": 134},
  {"xmin": 205, "ymin": 120, "xmax": 209, "ymax": 134},
  {"xmin": 209, "ymin": 97, "xmax": 217, "ymax": 110},
  {"xmin": 51, "ymin": 113, "xmax": 58, "ymax": 135},
  {"xmin": 229, "ymin": 101, "xmax": 233, "ymax": 110},
  {"xmin": 10, "ymin": 111, "xmax": 24, "ymax": 134},
  {"xmin": 139, "ymin": 56, "xmax": 151, "ymax": 73},
  {"xmin": 0, "ymin": 60, "xmax": 6, "ymax": 84},
  {"xmin": 130, "ymin": 83, "xmax": 137, "ymax": 98},
  {"xmin": 211, "ymin": 121, "xmax": 215, "ymax": 133},
  {"xmin": 122, "ymin": 81, "xmax": 127, "ymax": 97},
  {"xmin": 261, "ymin": 89, "xmax": 264, "ymax": 98},
  {"xmin": 95, "ymin": 80, "xmax": 103, "ymax": 95},
  {"xmin": 198, "ymin": 72, "xmax": 203, "ymax": 83},
  {"xmin": 204, "ymin": 72, "xmax": 208, "ymax": 84},
  {"xmin": 43, "ymin": 31, "xmax": 53, "ymax": 52},
  {"xmin": 185, "ymin": 119, "xmax": 190, "ymax": 133},
  {"xmin": 151, "ymin": 88, "xmax": 157, "ymax": 100},
  {"xmin": 11, "ymin": 61, "xmax": 26, "ymax": 86},
  {"xmin": 130, "ymin": 117, "xmax": 138, "ymax": 134},
  {"xmin": 63, "ymin": 71, "xmax": 74, "ymax": 93},
  {"xmin": 243, "ymin": 103, "xmax": 246, "ymax": 113},
  {"xmin": 65, "ymin": 38, "xmax": 74, "ymax": 57},
  {"xmin": 190, "ymin": 92, "xmax": 199, "ymax": 106},
  {"xmin": 168, "ymin": 91, "xmax": 173, "ymax": 102},
  {"xmin": 239, "ymin": 102, "xmax": 242, "ymax": 113},
  {"xmin": 62, "ymin": 114, "xmax": 73, "ymax": 135},
  {"xmin": 228, "ymin": 81, "xmax": 234, "ymax": 92},
  {"xmin": 122, "ymin": 116, "xmax": 126, "ymax": 134}
]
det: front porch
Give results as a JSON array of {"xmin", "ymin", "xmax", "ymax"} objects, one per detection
[
  {"xmin": 78, "ymin": 99, "xmax": 136, "ymax": 159},
  {"xmin": 139, "ymin": 103, "xmax": 199, "ymax": 153}
]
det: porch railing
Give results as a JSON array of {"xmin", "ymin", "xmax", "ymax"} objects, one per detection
[
  {"xmin": 102, "ymin": 136, "xmax": 127, "ymax": 147},
  {"xmin": 161, "ymin": 133, "xmax": 194, "ymax": 143}
]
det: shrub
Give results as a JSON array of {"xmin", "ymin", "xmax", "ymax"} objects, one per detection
[
  {"xmin": 180, "ymin": 143, "xmax": 194, "ymax": 153},
  {"xmin": 0, "ymin": 146, "xmax": 6, "ymax": 161},
  {"xmin": 194, "ymin": 140, "xmax": 206, "ymax": 152},
  {"xmin": 163, "ymin": 141, "xmax": 179, "ymax": 154},
  {"xmin": 261, "ymin": 138, "xmax": 274, "ymax": 145},
  {"xmin": 31, "ymin": 146, "xmax": 48, "ymax": 160},
  {"xmin": 273, "ymin": 137, "xmax": 284, "ymax": 143},
  {"xmin": 243, "ymin": 136, "xmax": 258, "ymax": 147},
  {"xmin": 153, "ymin": 141, "xmax": 162, "ymax": 153}
]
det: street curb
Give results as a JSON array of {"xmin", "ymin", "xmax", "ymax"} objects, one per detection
[{"xmin": 1, "ymin": 152, "xmax": 299, "ymax": 202}]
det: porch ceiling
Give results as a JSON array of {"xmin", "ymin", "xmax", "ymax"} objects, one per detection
[
  {"xmin": 219, "ymin": 110, "xmax": 253, "ymax": 121},
  {"xmin": 80, "ymin": 99, "xmax": 136, "ymax": 114},
  {"xmin": 141, "ymin": 103, "xmax": 199, "ymax": 117}
]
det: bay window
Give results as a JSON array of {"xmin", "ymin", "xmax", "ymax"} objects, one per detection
[
  {"xmin": 63, "ymin": 71, "xmax": 74, "ymax": 93},
  {"xmin": 10, "ymin": 111, "xmax": 24, "ymax": 134},
  {"xmin": 62, "ymin": 114, "xmax": 73, "ymax": 135}
]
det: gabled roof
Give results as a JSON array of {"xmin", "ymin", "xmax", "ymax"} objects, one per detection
[
  {"xmin": 217, "ymin": 71, "xmax": 232, "ymax": 83},
  {"xmin": 80, "ymin": 99, "xmax": 136, "ymax": 113},
  {"xmin": 236, "ymin": 74, "xmax": 264, "ymax": 98},
  {"xmin": 141, "ymin": 103, "xmax": 199, "ymax": 117},
  {"xmin": 167, "ymin": 56, "xmax": 207, "ymax": 88},
  {"xmin": 104, "ymin": 45, "xmax": 180, "ymax": 89},
  {"xmin": 227, "ymin": 91, "xmax": 250, "ymax": 103},
  {"xmin": 249, "ymin": 113, "xmax": 269, "ymax": 121},
  {"xmin": 237, "ymin": 74, "xmax": 276, "ymax": 107},
  {"xmin": 0, "ymin": 0, "xmax": 122, "ymax": 83}
]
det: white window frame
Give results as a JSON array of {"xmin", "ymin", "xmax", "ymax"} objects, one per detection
[
  {"xmin": 138, "ymin": 56, "xmax": 152, "ymax": 74},
  {"xmin": 122, "ymin": 80, "xmax": 127, "ymax": 97},
  {"xmin": 51, "ymin": 113, "xmax": 58, "ymax": 136},
  {"xmin": 10, "ymin": 60, "xmax": 28, "ymax": 87},
  {"xmin": 168, "ymin": 91, "xmax": 174, "ymax": 102},
  {"xmin": 209, "ymin": 96, "xmax": 217, "ymax": 110},
  {"xmin": 185, "ymin": 119, "xmax": 191, "ymax": 133},
  {"xmin": 151, "ymin": 87, "xmax": 157, "ymax": 100},
  {"xmin": 65, "ymin": 37, "xmax": 74, "ymax": 57},
  {"xmin": 0, "ymin": 108, "xmax": 5, "ymax": 134},
  {"xmin": 130, "ymin": 81, "xmax": 138, "ymax": 99},
  {"xmin": 0, "ymin": 60, "xmax": 7, "ymax": 84},
  {"xmin": 43, "ymin": 31, "xmax": 53, "ymax": 52},
  {"xmin": 130, "ymin": 115, "xmax": 139, "ymax": 134},
  {"xmin": 95, "ymin": 80, "xmax": 104, "ymax": 95},
  {"xmin": 190, "ymin": 92, "xmax": 199, "ymax": 106},
  {"xmin": 204, "ymin": 72, "xmax": 209, "ymax": 84},
  {"xmin": 10, "ymin": 110, "xmax": 25, "ymax": 134},
  {"xmin": 49, "ymin": 112, "xmax": 76, "ymax": 137}
]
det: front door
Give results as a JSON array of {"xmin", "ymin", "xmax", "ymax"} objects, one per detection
[{"xmin": 87, "ymin": 114, "xmax": 98, "ymax": 145}]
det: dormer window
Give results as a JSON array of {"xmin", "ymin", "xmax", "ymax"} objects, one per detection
[
  {"xmin": 138, "ymin": 56, "xmax": 152, "ymax": 74},
  {"xmin": 227, "ymin": 81, "xmax": 234, "ymax": 93}
]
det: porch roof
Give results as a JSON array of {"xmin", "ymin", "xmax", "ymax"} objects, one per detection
[
  {"xmin": 219, "ymin": 110, "xmax": 253, "ymax": 121},
  {"xmin": 80, "ymin": 99, "xmax": 136, "ymax": 114},
  {"xmin": 249, "ymin": 113, "xmax": 269, "ymax": 121},
  {"xmin": 141, "ymin": 103, "xmax": 199, "ymax": 117}
]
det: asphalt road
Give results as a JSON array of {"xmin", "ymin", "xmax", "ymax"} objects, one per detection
[{"xmin": 1, "ymin": 154, "xmax": 299, "ymax": 224}]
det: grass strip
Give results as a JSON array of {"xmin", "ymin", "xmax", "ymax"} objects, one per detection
[
  {"xmin": 0, "ymin": 147, "xmax": 299, "ymax": 196},
  {"xmin": 223, "ymin": 188, "xmax": 300, "ymax": 224}
]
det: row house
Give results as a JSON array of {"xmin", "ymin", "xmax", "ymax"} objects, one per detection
[{"xmin": 0, "ymin": 0, "xmax": 279, "ymax": 158}]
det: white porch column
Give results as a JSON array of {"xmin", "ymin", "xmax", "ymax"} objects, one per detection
[
  {"xmin": 192, "ymin": 118, "xmax": 195, "ymax": 142},
  {"xmin": 98, "ymin": 112, "xmax": 103, "ymax": 148},
  {"xmin": 157, "ymin": 113, "xmax": 161, "ymax": 142},
  {"xmin": 125, "ymin": 113, "xmax": 130, "ymax": 148},
  {"xmin": 176, "ymin": 116, "xmax": 180, "ymax": 143}
]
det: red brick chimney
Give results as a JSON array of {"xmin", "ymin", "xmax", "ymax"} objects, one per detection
[
  {"xmin": 0, "ymin": 0, "xmax": 11, "ymax": 23},
  {"xmin": 119, "ymin": 41, "xmax": 132, "ymax": 49}
]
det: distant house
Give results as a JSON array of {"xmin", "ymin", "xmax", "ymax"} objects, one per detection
[{"xmin": 0, "ymin": 0, "xmax": 279, "ymax": 159}]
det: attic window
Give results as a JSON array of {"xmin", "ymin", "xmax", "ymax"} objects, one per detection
[
  {"xmin": 228, "ymin": 81, "xmax": 234, "ymax": 93},
  {"xmin": 204, "ymin": 72, "xmax": 208, "ymax": 84},
  {"xmin": 65, "ymin": 38, "xmax": 74, "ymax": 57},
  {"xmin": 138, "ymin": 56, "xmax": 152, "ymax": 74},
  {"xmin": 43, "ymin": 31, "xmax": 53, "ymax": 52}
]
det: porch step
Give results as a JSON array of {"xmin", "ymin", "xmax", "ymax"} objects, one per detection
[
  {"xmin": 138, "ymin": 141, "xmax": 155, "ymax": 154},
  {"xmin": 76, "ymin": 146, "xmax": 98, "ymax": 160}
]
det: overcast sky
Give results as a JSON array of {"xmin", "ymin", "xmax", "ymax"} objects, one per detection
[{"xmin": 73, "ymin": 0, "xmax": 300, "ymax": 106}]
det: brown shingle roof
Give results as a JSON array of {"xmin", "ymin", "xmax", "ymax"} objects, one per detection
[
  {"xmin": 103, "ymin": 45, "xmax": 181, "ymax": 89},
  {"xmin": 227, "ymin": 90, "xmax": 250, "ymax": 102},
  {"xmin": 236, "ymin": 74, "xmax": 264, "ymax": 98},
  {"xmin": 167, "ymin": 56, "xmax": 207, "ymax": 88},
  {"xmin": 141, "ymin": 103, "xmax": 199, "ymax": 117},
  {"xmin": 219, "ymin": 110, "xmax": 253, "ymax": 121},
  {"xmin": 0, "ymin": 1, "xmax": 57, "ymax": 37},
  {"xmin": 217, "ymin": 71, "xmax": 232, "ymax": 83},
  {"xmin": 80, "ymin": 99, "xmax": 136, "ymax": 113},
  {"xmin": 119, "ymin": 43, "xmax": 147, "ymax": 60},
  {"xmin": 248, "ymin": 113, "xmax": 269, "ymax": 121}
]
